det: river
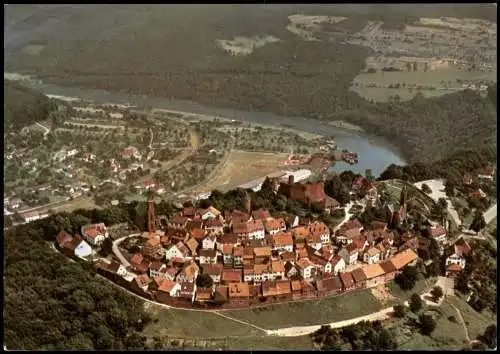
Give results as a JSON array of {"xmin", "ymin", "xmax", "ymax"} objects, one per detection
[{"xmin": 7, "ymin": 74, "xmax": 407, "ymax": 177}]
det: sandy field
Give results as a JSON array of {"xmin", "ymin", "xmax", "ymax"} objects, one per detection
[{"xmin": 201, "ymin": 150, "xmax": 288, "ymax": 192}]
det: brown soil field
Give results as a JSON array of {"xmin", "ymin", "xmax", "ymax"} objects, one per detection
[{"xmin": 201, "ymin": 150, "xmax": 288, "ymax": 193}]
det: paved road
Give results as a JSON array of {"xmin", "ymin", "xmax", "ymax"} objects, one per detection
[
  {"xmin": 112, "ymin": 234, "xmax": 139, "ymax": 268},
  {"xmin": 483, "ymin": 203, "xmax": 497, "ymax": 225}
]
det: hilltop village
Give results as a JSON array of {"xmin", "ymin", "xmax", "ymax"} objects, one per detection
[{"xmin": 52, "ymin": 169, "xmax": 487, "ymax": 310}]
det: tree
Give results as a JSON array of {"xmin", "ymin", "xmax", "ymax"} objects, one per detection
[
  {"xmin": 422, "ymin": 183, "xmax": 432, "ymax": 194},
  {"xmin": 409, "ymin": 293, "xmax": 423, "ymax": 313},
  {"xmin": 479, "ymin": 325, "xmax": 497, "ymax": 349},
  {"xmin": 393, "ymin": 304, "xmax": 406, "ymax": 318},
  {"xmin": 430, "ymin": 286, "xmax": 444, "ymax": 303},
  {"xmin": 470, "ymin": 211, "xmax": 486, "ymax": 233},
  {"xmin": 195, "ymin": 273, "xmax": 214, "ymax": 289},
  {"xmin": 444, "ymin": 180, "xmax": 455, "ymax": 197},
  {"xmin": 395, "ymin": 266, "xmax": 419, "ymax": 290},
  {"xmin": 419, "ymin": 314, "xmax": 436, "ymax": 336}
]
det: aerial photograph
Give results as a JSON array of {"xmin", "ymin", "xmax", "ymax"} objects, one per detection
[{"xmin": 4, "ymin": 3, "xmax": 497, "ymax": 351}]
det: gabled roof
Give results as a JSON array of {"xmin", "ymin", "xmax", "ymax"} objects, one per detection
[
  {"xmin": 272, "ymin": 232, "xmax": 294, "ymax": 247},
  {"xmin": 252, "ymin": 209, "xmax": 272, "ymax": 220},
  {"xmin": 202, "ymin": 263, "xmax": 223, "ymax": 276},
  {"xmin": 185, "ymin": 237, "xmax": 199, "ymax": 255},
  {"xmin": 254, "ymin": 247, "xmax": 272, "ymax": 258},
  {"xmin": 447, "ymin": 263, "xmax": 463, "ymax": 272},
  {"xmin": 380, "ymin": 260, "xmax": 397, "ymax": 274},
  {"xmin": 339, "ymin": 272, "xmax": 355, "ymax": 288},
  {"xmin": 264, "ymin": 217, "xmax": 286, "ymax": 230},
  {"xmin": 221, "ymin": 268, "xmax": 243, "ymax": 283},
  {"xmin": 134, "ymin": 274, "xmax": 152, "ymax": 288},
  {"xmin": 390, "ymin": 249, "xmax": 418, "ymax": 270},
  {"xmin": 199, "ymin": 249, "xmax": 217, "ymax": 258},
  {"xmin": 158, "ymin": 279, "xmax": 178, "ymax": 293},
  {"xmin": 228, "ymin": 282, "xmax": 250, "ymax": 298},
  {"xmin": 351, "ymin": 267, "xmax": 367, "ymax": 282},
  {"xmin": 292, "ymin": 226, "xmax": 311, "ymax": 239},
  {"xmin": 454, "ymin": 238, "xmax": 472, "ymax": 257},
  {"xmin": 362, "ymin": 263, "xmax": 385, "ymax": 279},
  {"xmin": 233, "ymin": 219, "xmax": 265, "ymax": 234},
  {"xmin": 271, "ymin": 260, "xmax": 285, "ymax": 273},
  {"xmin": 56, "ymin": 231, "xmax": 73, "ymax": 247},
  {"xmin": 428, "ymin": 226, "xmax": 447, "ymax": 238},
  {"xmin": 190, "ymin": 229, "xmax": 207, "ymax": 242},
  {"xmin": 202, "ymin": 206, "xmax": 221, "ymax": 217},
  {"xmin": 130, "ymin": 253, "xmax": 144, "ymax": 266},
  {"xmin": 296, "ymin": 257, "xmax": 315, "ymax": 269}
]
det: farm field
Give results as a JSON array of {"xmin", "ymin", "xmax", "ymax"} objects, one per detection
[
  {"xmin": 223, "ymin": 289, "xmax": 383, "ymax": 330},
  {"xmin": 200, "ymin": 150, "xmax": 288, "ymax": 193},
  {"xmin": 142, "ymin": 303, "xmax": 264, "ymax": 339},
  {"xmin": 350, "ymin": 70, "xmax": 496, "ymax": 102}
]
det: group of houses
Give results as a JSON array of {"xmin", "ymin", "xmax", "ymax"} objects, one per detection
[
  {"xmin": 95, "ymin": 182, "xmax": 446, "ymax": 307},
  {"xmin": 55, "ymin": 223, "xmax": 110, "ymax": 259}
]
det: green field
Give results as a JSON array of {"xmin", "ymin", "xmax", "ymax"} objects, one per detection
[
  {"xmin": 387, "ymin": 277, "xmax": 435, "ymax": 303},
  {"xmin": 224, "ymin": 289, "xmax": 383, "ymax": 330},
  {"xmin": 350, "ymin": 70, "xmax": 496, "ymax": 102},
  {"xmin": 447, "ymin": 295, "xmax": 497, "ymax": 341},
  {"xmin": 143, "ymin": 305, "xmax": 264, "ymax": 339}
]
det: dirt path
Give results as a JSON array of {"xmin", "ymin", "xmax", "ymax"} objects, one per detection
[
  {"xmin": 446, "ymin": 299, "xmax": 479, "ymax": 345},
  {"xmin": 212, "ymin": 311, "xmax": 268, "ymax": 334}
]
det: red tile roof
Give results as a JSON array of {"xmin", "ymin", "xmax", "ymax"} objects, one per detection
[
  {"xmin": 339, "ymin": 272, "xmax": 355, "ymax": 288},
  {"xmin": 221, "ymin": 268, "xmax": 243, "ymax": 283}
]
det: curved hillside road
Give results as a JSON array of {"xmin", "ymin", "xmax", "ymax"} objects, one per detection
[
  {"xmin": 483, "ymin": 203, "xmax": 497, "ymax": 225},
  {"xmin": 112, "ymin": 234, "xmax": 139, "ymax": 268}
]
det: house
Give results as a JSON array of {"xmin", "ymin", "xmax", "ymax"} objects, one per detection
[
  {"xmin": 336, "ymin": 219, "xmax": 363, "ymax": 244},
  {"xmin": 262, "ymin": 280, "xmax": 292, "ymax": 299},
  {"xmin": 296, "ymin": 258, "xmax": 317, "ymax": 280},
  {"xmin": 284, "ymin": 261, "xmax": 299, "ymax": 279},
  {"xmin": 471, "ymin": 189, "xmax": 487, "ymax": 199},
  {"xmin": 189, "ymin": 227, "xmax": 207, "ymax": 241},
  {"xmin": 121, "ymin": 146, "xmax": 141, "ymax": 160},
  {"xmin": 252, "ymin": 209, "xmax": 272, "ymax": 221},
  {"xmin": 185, "ymin": 237, "xmax": 199, "ymax": 256},
  {"xmin": 463, "ymin": 173, "xmax": 473, "ymax": 185},
  {"xmin": 285, "ymin": 214, "xmax": 300, "ymax": 229},
  {"xmin": 176, "ymin": 261, "xmax": 199, "ymax": 284},
  {"xmin": 389, "ymin": 249, "xmax": 419, "ymax": 272},
  {"xmin": 243, "ymin": 264, "xmax": 255, "ymax": 282},
  {"xmin": 178, "ymin": 282, "xmax": 196, "ymax": 302},
  {"xmin": 221, "ymin": 268, "xmax": 243, "ymax": 284},
  {"xmin": 271, "ymin": 232, "xmax": 294, "ymax": 253},
  {"xmin": 202, "ymin": 263, "xmax": 223, "ymax": 283},
  {"xmin": 182, "ymin": 206, "xmax": 197, "ymax": 218},
  {"xmin": 270, "ymin": 260, "xmax": 285, "ymax": 280},
  {"xmin": 331, "ymin": 256, "xmax": 346, "ymax": 275},
  {"xmin": 277, "ymin": 178, "xmax": 339, "ymax": 211},
  {"xmin": 56, "ymin": 231, "xmax": 73, "ymax": 248},
  {"xmin": 22, "ymin": 211, "xmax": 41, "ymax": 223},
  {"xmin": 370, "ymin": 221, "xmax": 388, "ymax": 231},
  {"xmin": 338, "ymin": 243, "xmax": 359, "ymax": 265},
  {"xmin": 233, "ymin": 246, "xmax": 244, "ymax": 267},
  {"xmin": 254, "ymin": 247, "xmax": 272, "ymax": 263},
  {"xmin": 281, "ymin": 251, "xmax": 296, "ymax": 264},
  {"xmin": 214, "ymin": 285, "xmax": 229, "ymax": 304},
  {"xmin": 339, "ymin": 271, "xmax": 356, "ymax": 291},
  {"xmin": 317, "ymin": 276, "xmax": 343, "ymax": 296},
  {"xmin": 202, "ymin": 234, "xmax": 217, "ymax": 250},
  {"xmin": 226, "ymin": 210, "xmax": 252, "ymax": 225},
  {"xmin": 199, "ymin": 249, "xmax": 217, "ymax": 264},
  {"xmin": 149, "ymin": 262, "xmax": 167, "ymax": 278},
  {"xmin": 216, "ymin": 234, "xmax": 240, "ymax": 252},
  {"xmin": 195, "ymin": 288, "xmax": 214, "ymax": 303},
  {"xmin": 222, "ymin": 244, "xmax": 234, "ymax": 266},
  {"xmin": 362, "ymin": 263, "xmax": 386, "ymax": 288},
  {"xmin": 105, "ymin": 261, "xmax": 128, "ymax": 277},
  {"xmin": 200, "ymin": 206, "xmax": 221, "ymax": 220},
  {"xmin": 228, "ymin": 282, "xmax": 250, "ymax": 305},
  {"xmin": 350, "ymin": 267, "xmax": 367, "ymax": 289},
  {"xmin": 170, "ymin": 215, "xmax": 189, "ymax": 229},
  {"xmin": 309, "ymin": 221, "xmax": 331, "ymax": 244},
  {"xmin": 292, "ymin": 226, "xmax": 311, "ymax": 241},
  {"xmin": 446, "ymin": 263, "xmax": 463, "ymax": 278},
  {"xmin": 243, "ymin": 246, "xmax": 255, "ymax": 264},
  {"xmin": 143, "ymin": 237, "xmax": 165, "ymax": 260},
  {"xmin": 379, "ymin": 260, "xmax": 397, "ymax": 282},
  {"xmin": 264, "ymin": 217, "xmax": 286, "ymax": 235},
  {"xmin": 253, "ymin": 264, "xmax": 271, "ymax": 282},
  {"xmin": 204, "ymin": 219, "xmax": 225, "ymax": 235},
  {"xmin": 477, "ymin": 167, "xmax": 495, "ymax": 181},
  {"xmin": 80, "ymin": 223, "xmax": 109, "ymax": 246},
  {"xmin": 291, "ymin": 279, "xmax": 316, "ymax": 300},
  {"xmin": 363, "ymin": 246, "xmax": 381, "ymax": 264},
  {"xmin": 165, "ymin": 241, "xmax": 190, "ymax": 261},
  {"xmin": 131, "ymin": 274, "xmax": 152, "ymax": 292},
  {"xmin": 427, "ymin": 226, "xmax": 447, "ymax": 245},
  {"xmin": 233, "ymin": 219, "xmax": 265, "ymax": 240},
  {"xmin": 446, "ymin": 239, "xmax": 469, "ymax": 270},
  {"xmin": 62, "ymin": 237, "xmax": 93, "ymax": 258},
  {"xmin": 186, "ymin": 219, "xmax": 203, "ymax": 232},
  {"xmin": 157, "ymin": 279, "xmax": 182, "ymax": 297},
  {"xmin": 305, "ymin": 230, "xmax": 323, "ymax": 250},
  {"xmin": 376, "ymin": 241, "xmax": 391, "ymax": 261}
]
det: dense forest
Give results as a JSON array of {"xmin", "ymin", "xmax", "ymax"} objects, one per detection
[
  {"xmin": 5, "ymin": 5, "xmax": 497, "ymax": 163},
  {"xmin": 4, "ymin": 80, "xmax": 58, "ymax": 132}
]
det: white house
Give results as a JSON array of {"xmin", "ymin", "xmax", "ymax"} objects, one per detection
[
  {"xmin": 309, "ymin": 221, "xmax": 331, "ymax": 244},
  {"xmin": 264, "ymin": 218, "xmax": 286, "ymax": 235},
  {"xmin": 73, "ymin": 239, "xmax": 93, "ymax": 258},
  {"xmin": 23, "ymin": 211, "xmax": 40, "ymax": 223},
  {"xmin": 428, "ymin": 226, "xmax": 447, "ymax": 245},
  {"xmin": 158, "ymin": 279, "xmax": 182, "ymax": 297},
  {"xmin": 81, "ymin": 223, "xmax": 109, "ymax": 246},
  {"xmin": 271, "ymin": 232, "xmax": 294, "ymax": 253},
  {"xmin": 202, "ymin": 235, "xmax": 217, "ymax": 250},
  {"xmin": 233, "ymin": 220, "xmax": 266, "ymax": 240},
  {"xmin": 201, "ymin": 206, "xmax": 221, "ymax": 220},
  {"xmin": 108, "ymin": 261, "xmax": 128, "ymax": 277},
  {"xmin": 445, "ymin": 253, "xmax": 466, "ymax": 269},
  {"xmin": 165, "ymin": 242, "xmax": 190, "ymax": 261},
  {"xmin": 296, "ymin": 258, "xmax": 316, "ymax": 280},
  {"xmin": 331, "ymin": 256, "xmax": 346, "ymax": 275},
  {"xmin": 363, "ymin": 247, "xmax": 381, "ymax": 264}
]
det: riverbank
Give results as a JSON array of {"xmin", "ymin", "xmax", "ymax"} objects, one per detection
[{"xmin": 4, "ymin": 72, "xmax": 408, "ymax": 176}]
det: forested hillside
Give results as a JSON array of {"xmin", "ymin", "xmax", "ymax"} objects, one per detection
[{"xmin": 4, "ymin": 80, "xmax": 56, "ymax": 132}]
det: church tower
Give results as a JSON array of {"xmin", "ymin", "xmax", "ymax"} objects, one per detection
[{"xmin": 147, "ymin": 190, "xmax": 156, "ymax": 234}]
